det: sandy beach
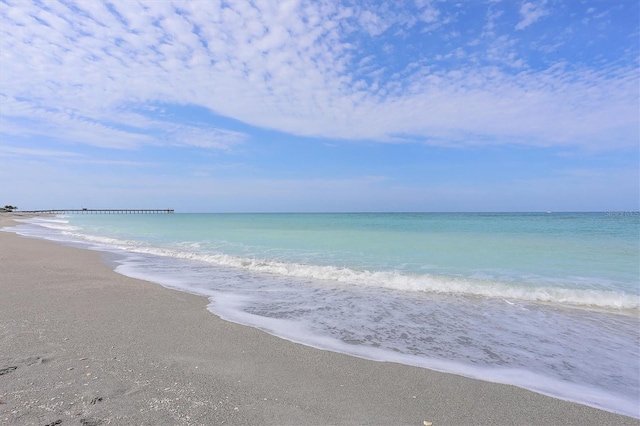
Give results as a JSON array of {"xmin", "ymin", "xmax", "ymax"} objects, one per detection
[{"xmin": 0, "ymin": 215, "xmax": 637, "ymax": 426}]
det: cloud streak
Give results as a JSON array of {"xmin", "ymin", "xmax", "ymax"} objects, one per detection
[{"xmin": 516, "ymin": 1, "xmax": 549, "ymax": 30}]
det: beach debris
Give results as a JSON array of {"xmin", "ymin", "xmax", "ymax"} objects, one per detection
[
  {"xmin": 423, "ymin": 421, "xmax": 433, "ymax": 426},
  {"xmin": 0, "ymin": 366, "xmax": 17, "ymax": 375},
  {"xmin": 44, "ymin": 420, "xmax": 62, "ymax": 426},
  {"xmin": 89, "ymin": 396, "xmax": 103, "ymax": 405}
]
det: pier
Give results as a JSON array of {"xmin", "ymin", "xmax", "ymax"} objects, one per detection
[{"xmin": 16, "ymin": 209, "xmax": 174, "ymax": 214}]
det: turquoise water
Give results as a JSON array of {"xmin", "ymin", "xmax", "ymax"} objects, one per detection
[{"xmin": 6, "ymin": 212, "xmax": 640, "ymax": 417}]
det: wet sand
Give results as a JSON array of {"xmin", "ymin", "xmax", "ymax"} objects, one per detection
[{"xmin": 1, "ymin": 215, "xmax": 637, "ymax": 425}]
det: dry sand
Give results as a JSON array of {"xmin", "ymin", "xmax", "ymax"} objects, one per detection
[{"xmin": 0, "ymin": 214, "xmax": 637, "ymax": 426}]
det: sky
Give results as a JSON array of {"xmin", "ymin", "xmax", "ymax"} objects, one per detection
[{"xmin": 0, "ymin": 0, "xmax": 638, "ymax": 212}]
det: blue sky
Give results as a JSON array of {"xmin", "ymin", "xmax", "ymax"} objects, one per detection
[{"xmin": 0, "ymin": 0, "xmax": 638, "ymax": 212}]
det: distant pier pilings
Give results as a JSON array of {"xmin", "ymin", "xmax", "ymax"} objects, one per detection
[{"xmin": 15, "ymin": 209, "xmax": 174, "ymax": 214}]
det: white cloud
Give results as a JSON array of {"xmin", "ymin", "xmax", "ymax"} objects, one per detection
[
  {"xmin": 419, "ymin": 5, "xmax": 440, "ymax": 24},
  {"xmin": 0, "ymin": 146, "xmax": 83, "ymax": 158},
  {"xmin": 358, "ymin": 10, "xmax": 389, "ymax": 36},
  {"xmin": 0, "ymin": 0, "xmax": 637, "ymax": 153},
  {"xmin": 516, "ymin": 1, "xmax": 549, "ymax": 30}
]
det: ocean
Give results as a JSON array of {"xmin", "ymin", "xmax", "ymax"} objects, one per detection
[{"xmin": 5, "ymin": 212, "xmax": 639, "ymax": 417}]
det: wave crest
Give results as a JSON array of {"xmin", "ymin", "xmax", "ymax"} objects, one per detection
[{"xmin": 68, "ymin": 232, "xmax": 639, "ymax": 311}]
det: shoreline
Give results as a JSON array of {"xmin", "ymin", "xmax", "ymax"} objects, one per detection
[{"xmin": 1, "ymin": 214, "xmax": 638, "ymax": 425}]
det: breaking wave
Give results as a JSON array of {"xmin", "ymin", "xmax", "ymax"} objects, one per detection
[{"xmin": 52, "ymin": 230, "xmax": 640, "ymax": 311}]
